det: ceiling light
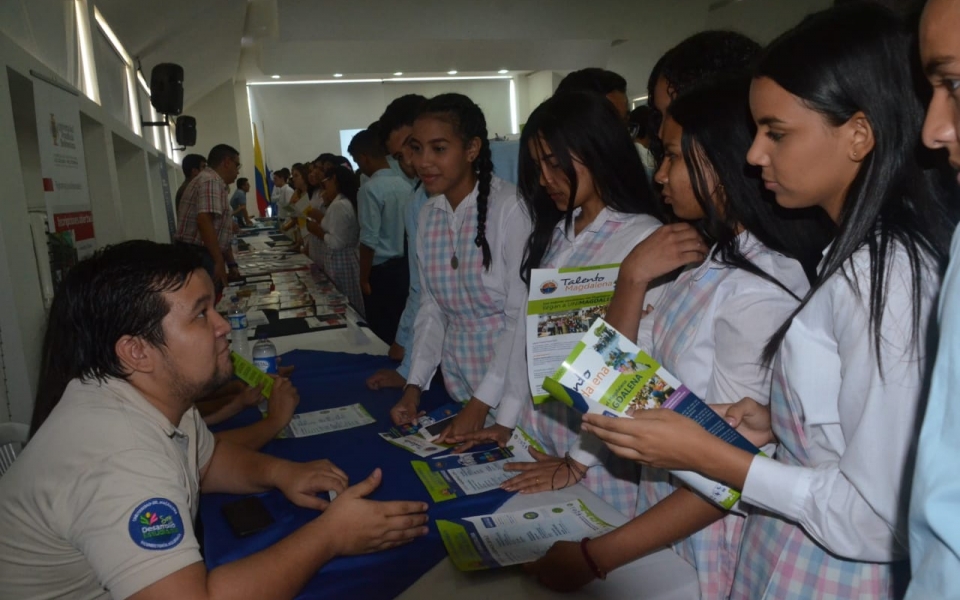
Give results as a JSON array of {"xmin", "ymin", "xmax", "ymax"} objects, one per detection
[
  {"xmin": 271, "ymin": 75, "xmax": 280, "ymax": 79},
  {"xmin": 333, "ymin": 73, "xmax": 343, "ymax": 78},
  {"xmin": 447, "ymin": 70, "xmax": 458, "ymax": 75},
  {"xmin": 498, "ymin": 69, "xmax": 509, "ymax": 74},
  {"xmin": 393, "ymin": 72, "xmax": 403, "ymax": 76}
]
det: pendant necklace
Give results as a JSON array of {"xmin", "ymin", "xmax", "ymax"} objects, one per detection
[{"xmin": 448, "ymin": 211, "xmax": 463, "ymax": 270}]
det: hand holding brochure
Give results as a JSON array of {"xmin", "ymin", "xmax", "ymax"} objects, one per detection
[
  {"xmin": 542, "ymin": 318, "xmax": 763, "ymax": 510},
  {"xmin": 230, "ymin": 351, "xmax": 273, "ymax": 398},
  {"xmin": 412, "ymin": 428, "xmax": 544, "ymax": 502},
  {"xmin": 437, "ymin": 500, "xmax": 616, "ymax": 570},
  {"xmin": 378, "ymin": 403, "xmax": 462, "ymax": 457}
]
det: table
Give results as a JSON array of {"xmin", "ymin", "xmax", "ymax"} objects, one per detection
[
  {"xmin": 202, "ymin": 350, "xmax": 515, "ymax": 600},
  {"xmin": 201, "ymin": 350, "xmax": 699, "ymax": 600}
]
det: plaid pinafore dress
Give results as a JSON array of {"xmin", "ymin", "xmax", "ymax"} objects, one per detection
[
  {"xmin": 320, "ymin": 197, "xmax": 365, "ymax": 318},
  {"xmin": 419, "ymin": 199, "xmax": 506, "ymax": 403},
  {"xmin": 640, "ymin": 254, "xmax": 748, "ymax": 600},
  {"xmin": 730, "ymin": 363, "xmax": 896, "ymax": 599},
  {"xmin": 520, "ymin": 218, "xmax": 642, "ymax": 517}
]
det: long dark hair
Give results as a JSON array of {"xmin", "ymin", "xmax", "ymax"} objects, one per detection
[
  {"xmin": 290, "ymin": 162, "xmax": 316, "ymax": 197},
  {"xmin": 757, "ymin": 3, "xmax": 952, "ymax": 365},
  {"xmin": 646, "ymin": 30, "xmax": 761, "ymax": 165},
  {"xmin": 31, "ymin": 241, "xmax": 202, "ymax": 435},
  {"xmin": 417, "ymin": 93, "xmax": 494, "ymax": 270},
  {"xmin": 325, "ymin": 165, "xmax": 360, "ymax": 214},
  {"xmin": 667, "ymin": 74, "xmax": 833, "ymax": 287},
  {"xmin": 518, "ymin": 91, "xmax": 660, "ymax": 284}
]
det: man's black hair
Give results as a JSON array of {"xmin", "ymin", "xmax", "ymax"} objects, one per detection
[
  {"xmin": 378, "ymin": 94, "xmax": 427, "ymax": 145},
  {"xmin": 207, "ymin": 144, "xmax": 239, "ymax": 168},
  {"xmin": 180, "ymin": 153, "xmax": 205, "ymax": 177},
  {"xmin": 31, "ymin": 241, "xmax": 204, "ymax": 434},
  {"xmin": 348, "ymin": 129, "xmax": 385, "ymax": 159},
  {"xmin": 555, "ymin": 68, "xmax": 627, "ymax": 96}
]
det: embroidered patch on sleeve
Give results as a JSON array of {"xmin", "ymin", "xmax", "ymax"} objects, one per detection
[{"xmin": 128, "ymin": 498, "xmax": 185, "ymax": 550}]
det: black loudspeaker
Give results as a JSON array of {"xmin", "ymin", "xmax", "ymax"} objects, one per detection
[
  {"xmin": 150, "ymin": 63, "xmax": 184, "ymax": 115},
  {"xmin": 175, "ymin": 116, "xmax": 196, "ymax": 147}
]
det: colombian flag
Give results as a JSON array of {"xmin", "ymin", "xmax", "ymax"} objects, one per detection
[{"xmin": 253, "ymin": 124, "xmax": 271, "ymax": 216}]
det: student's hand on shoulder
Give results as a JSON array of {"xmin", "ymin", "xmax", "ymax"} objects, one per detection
[
  {"xmin": 524, "ymin": 540, "xmax": 596, "ymax": 592},
  {"xmin": 581, "ymin": 410, "xmax": 712, "ymax": 471},
  {"xmin": 434, "ymin": 398, "xmax": 489, "ymax": 444},
  {"xmin": 367, "ymin": 368, "xmax": 406, "ymax": 391},
  {"xmin": 275, "ymin": 458, "xmax": 349, "ymax": 510},
  {"xmin": 449, "ymin": 424, "xmax": 513, "ymax": 453},
  {"xmin": 618, "ymin": 223, "xmax": 707, "ymax": 287},
  {"xmin": 501, "ymin": 448, "xmax": 586, "ymax": 493},
  {"xmin": 265, "ymin": 377, "xmax": 299, "ymax": 427},
  {"xmin": 319, "ymin": 469, "xmax": 429, "ymax": 555},
  {"xmin": 713, "ymin": 397, "xmax": 775, "ymax": 448}
]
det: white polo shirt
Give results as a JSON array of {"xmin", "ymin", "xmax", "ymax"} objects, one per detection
[{"xmin": 0, "ymin": 376, "xmax": 215, "ymax": 599}]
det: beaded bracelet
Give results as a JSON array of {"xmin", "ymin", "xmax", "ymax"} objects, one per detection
[{"xmin": 580, "ymin": 537, "xmax": 606, "ymax": 580}]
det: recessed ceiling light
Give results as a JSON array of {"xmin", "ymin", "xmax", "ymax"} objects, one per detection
[
  {"xmin": 333, "ymin": 73, "xmax": 343, "ymax": 78},
  {"xmin": 393, "ymin": 72, "xmax": 403, "ymax": 76},
  {"xmin": 447, "ymin": 70, "xmax": 458, "ymax": 75},
  {"xmin": 498, "ymin": 69, "xmax": 509, "ymax": 74},
  {"xmin": 271, "ymin": 75, "xmax": 280, "ymax": 79}
]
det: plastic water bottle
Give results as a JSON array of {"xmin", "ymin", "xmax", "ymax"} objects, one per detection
[
  {"xmin": 252, "ymin": 337, "xmax": 278, "ymax": 375},
  {"xmin": 227, "ymin": 296, "xmax": 250, "ymax": 359},
  {"xmin": 252, "ymin": 336, "xmax": 278, "ymax": 414}
]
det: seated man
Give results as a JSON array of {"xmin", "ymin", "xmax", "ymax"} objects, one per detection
[{"xmin": 0, "ymin": 240, "xmax": 428, "ymax": 600}]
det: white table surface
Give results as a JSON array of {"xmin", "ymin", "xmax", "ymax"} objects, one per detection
[{"xmin": 398, "ymin": 487, "xmax": 700, "ymax": 600}]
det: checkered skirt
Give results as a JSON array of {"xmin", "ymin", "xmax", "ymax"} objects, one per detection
[
  {"xmin": 420, "ymin": 203, "xmax": 504, "ymax": 401},
  {"xmin": 730, "ymin": 365, "xmax": 896, "ymax": 599}
]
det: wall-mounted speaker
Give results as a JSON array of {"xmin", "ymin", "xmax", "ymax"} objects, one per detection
[
  {"xmin": 150, "ymin": 63, "xmax": 184, "ymax": 116},
  {"xmin": 176, "ymin": 116, "xmax": 196, "ymax": 147}
]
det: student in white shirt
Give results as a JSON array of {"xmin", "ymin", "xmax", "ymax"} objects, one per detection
[
  {"xmin": 306, "ymin": 165, "xmax": 365, "ymax": 317},
  {"xmin": 281, "ymin": 163, "xmax": 312, "ymax": 245},
  {"xmin": 580, "ymin": 5, "xmax": 953, "ymax": 598},
  {"xmin": 451, "ymin": 91, "xmax": 664, "ymax": 516},
  {"xmin": 389, "ymin": 93, "xmax": 532, "ymax": 444},
  {"xmin": 271, "ymin": 168, "xmax": 294, "ymax": 218},
  {"xmin": 526, "ymin": 75, "xmax": 824, "ymax": 598}
]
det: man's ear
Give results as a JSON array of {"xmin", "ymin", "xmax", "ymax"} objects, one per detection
[{"xmin": 115, "ymin": 335, "xmax": 157, "ymax": 375}]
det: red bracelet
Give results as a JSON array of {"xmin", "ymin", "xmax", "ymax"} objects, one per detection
[{"xmin": 580, "ymin": 537, "xmax": 606, "ymax": 580}]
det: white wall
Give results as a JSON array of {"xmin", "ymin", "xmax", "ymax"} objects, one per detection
[
  {"xmin": 247, "ymin": 78, "xmax": 513, "ymax": 174},
  {"xmin": 0, "ymin": 16, "xmax": 182, "ymax": 423}
]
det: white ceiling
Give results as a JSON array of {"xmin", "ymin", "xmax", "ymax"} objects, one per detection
[{"xmin": 92, "ymin": 0, "xmax": 723, "ymax": 108}]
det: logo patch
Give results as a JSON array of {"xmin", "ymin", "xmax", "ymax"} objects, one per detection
[
  {"xmin": 540, "ymin": 280, "xmax": 558, "ymax": 295},
  {"xmin": 128, "ymin": 498, "xmax": 185, "ymax": 550}
]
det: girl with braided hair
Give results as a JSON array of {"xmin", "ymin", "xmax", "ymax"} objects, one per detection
[{"xmin": 389, "ymin": 93, "xmax": 533, "ymax": 443}]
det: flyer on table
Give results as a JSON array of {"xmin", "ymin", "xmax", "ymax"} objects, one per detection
[
  {"xmin": 437, "ymin": 500, "xmax": 616, "ymax": 570},
  {"xmin": 526, "ymin": 265, "xmax": 620, "ymax": 403},
  {"xmin": 412, "ymin": 427, "xmax": 544, "ymax": 502},
  {"xmin": 542, "ymin": 318, "xmax": 764, "ymax": 510}
]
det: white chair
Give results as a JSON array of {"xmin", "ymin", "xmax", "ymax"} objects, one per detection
[{"xmin": 0, "ymin": 422, "xmax": 29, "ymax": 476}]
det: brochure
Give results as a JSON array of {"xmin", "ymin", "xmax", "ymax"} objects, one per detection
[
  {"xmin": 378, "ymin": 403, "xmax": 462, "ymax": 457},
  {"xmin": 526, "ymin": 265, "xmax": 620, "ymax": 404},
  {"xmin": 412, "ymin": 428, "xmax": 544, "ymax": 502},
  {"xmin": 286, "ymin": 403, "xmax": 376, "ymax": 438},
  {"xmin": 437, "ymin": 499, "xmax": 616, "ymax": 570},
  {"xmin": 542, "ymin": 318, "xmax": 763, "ymax": 510},
  {"xmin": 230, "ymin": 351, "xmax": 273, "ymax": 399}
]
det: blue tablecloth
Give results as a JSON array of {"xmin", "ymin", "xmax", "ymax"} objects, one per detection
[{"xmin": 201, "ymin": 350, "xmax": 514, "ymax": 599}]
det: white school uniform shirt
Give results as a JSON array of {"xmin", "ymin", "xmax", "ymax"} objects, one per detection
[
  {"xmin": 273, "ymin": 183, "xmax": 295, "ymax": 216},
  {"xmin": 406, "ymin": 177, "xmax": 531, "ymax": 409},
  {"xmin": 498, "ymin": 207, "xmax": 663, "ymax": 430},
  {"xmin": 321, "ymin": 194, "xmax": 359, "ymax": 250},
  {"xmin": 741, "ymin": 242, "xmax": 939, "ymax": 561}
]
